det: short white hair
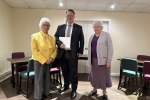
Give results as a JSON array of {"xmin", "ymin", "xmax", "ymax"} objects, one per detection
[
  {"xmin": 39, "ymin": 17, "xmax": 51, "ymax": 29},
  {"xmin": 93, "ymin": 20, "xmax": 103, "ymax": 29}
]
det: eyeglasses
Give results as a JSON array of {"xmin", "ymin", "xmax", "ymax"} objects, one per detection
[
  {"xmin": 42, "ymin": 24, "xmax": 50, "ymax": 27},
  {"xmin": 66, "ymin": 15, "xmax": 74, "ymax": 17},
  {"xmin": 94, "ymin": 26, "xmax": 101, "ymax": 28}
]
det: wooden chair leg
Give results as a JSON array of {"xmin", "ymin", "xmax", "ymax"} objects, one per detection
[
  {"xmin": 128, "ymin": 77, "xmax": 131, "ymax": 84},
  {"xmin": 32, "ymin": 79, "xmax": 34, "ymax": 85},
  {"xmin": 124, "ymin": 76, "xmax": 127, "ymax": 87},
  {"xmin": 139, "ymin": 75, "xmax": 143, "ymax": 96},
  {"xmin": 136, "ymin": 72, "xmax": 138, "ymax": 95},
  {"xmin": 59, "ymin": 71, "xmax": 62, "ymax": 87},
  {"xmin": 11, "ymin": 64, "xmax": 15, "ymax": 88},
  {"xmin": 56, "ymin": 73, "xmax": 59, "ymax": 83},
  {"xmin": 26, "ymin": 73, "xmax": 29, "ymax": 98},
  {"xmin": 53, "ymin": 74, "xmax": 55, "ymax": 84},
  {"xmin": 118, "ymin": 69, "xmax": 123, "ymax": 89},
  {"xmin": 19, "ymin": 76, "xmax": 22, "ymax": 92},
  {"xmin": 143, "ymin": 81, "xmax": 146, "ymax": 91}
]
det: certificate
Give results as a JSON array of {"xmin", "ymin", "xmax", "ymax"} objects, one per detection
[{"xmin": 59, "ymin": 37, "xmax": 71, "ymax": 49}]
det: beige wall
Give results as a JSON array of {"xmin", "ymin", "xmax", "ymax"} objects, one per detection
[
  {"xmin": 0, "ymin": 1, "xmax": 14, "ymax": 75},
  {"xmin": 12, "ymin": 8, "xmax": 150, "ymax": 73}
]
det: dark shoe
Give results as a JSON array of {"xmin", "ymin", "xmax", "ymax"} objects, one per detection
[
  {"xmin": 88, "ymin": 90, "xmax": 97, "ymax": 96},
  {"xmin": 58, "ymin": 86, "xmax": 69, "ymax": 93},
  {"xmin": 44, "ymin": 93, "xmax": 52, "ymax": 99},
  {"xmin": 70, "ymin": 91, "xmax": 77, "ymax": 99},
  {"xmin": 35, "ymin": 99, "xmax": 42, "ymax": 100},
  {"xmin": 103, "ymin": 94, "xmax": 108, "ymax": 100}
]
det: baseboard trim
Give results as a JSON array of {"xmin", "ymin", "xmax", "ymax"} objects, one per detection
[
  {"xmin": 0, "ymin": 70, "xmax": 12, "ymax": 83},
  {"xmin": 111, "ymin": 73, "xmax": 119, "ymax": 76}
]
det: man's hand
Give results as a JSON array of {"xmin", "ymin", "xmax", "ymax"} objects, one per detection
[
  {"xmin": 77, "ymin": 53, "xmax": 82, "ymax": 58},
  {"xmin": 60, "ymin": 43, "xmax": 65, "ymax": 49},
  {"xmin": 106, "ymin": 61, "xmax": 111, "ymax": 68}
]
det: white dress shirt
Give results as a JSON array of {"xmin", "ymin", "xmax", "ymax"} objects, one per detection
[{"xmin": 64, "ymin": 23, "xmax": 74, "ymax": 50}]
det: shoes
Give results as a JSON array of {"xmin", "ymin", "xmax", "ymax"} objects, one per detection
[
  {"xmin": 88, "ymin": 90, "xmax": 97, "ymax": 96},
  {"xmin": 103, "ymin": 94, "xmax": 108, "ymax": 100},
  {"xmin": 43, "ymin": 93, "xmax": 52, "ymax": 99},
  {"xmin": 70, "ymin": 91, "xmax": 76, "ymax": 99},
  {"xmin": 58, "ymin": 86, "xmax": 69, "ymax": 93}
]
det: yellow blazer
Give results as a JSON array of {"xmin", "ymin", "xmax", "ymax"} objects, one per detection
[{"xmin": 31, "ymin": 32, "xmax": 57, "ymax": 65}]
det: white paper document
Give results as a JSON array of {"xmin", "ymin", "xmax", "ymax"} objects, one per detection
[{"xmin": 59, "ymin": 37, "xmax": 71, "ymax": 49}]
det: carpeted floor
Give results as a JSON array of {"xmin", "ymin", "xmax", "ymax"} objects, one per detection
[{"xmin": 0, "ymin": 73, "xmax": 149, "ymax": 100}]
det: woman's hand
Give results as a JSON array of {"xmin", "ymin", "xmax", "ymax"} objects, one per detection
[
  {"xmin": 46, "ymin": 60, "xmax": 51, "ymax": 64},
  {"xmin": 106, "ymin": 61, "xmax": 111, "ymax": 68},
  {"xmin": 49, "ymin": 58, "xmax": 53, "ymax": 62},
  {"xmin": 46, "ymin": 58, "xmax": 53, "ymax": 64}
]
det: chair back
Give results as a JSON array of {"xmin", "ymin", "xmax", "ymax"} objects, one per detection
[
  {"xmin": 27, "ymin": 58, "xmax": 34, "ymax": 72},
  {"xmin": 121, "ymin": 58, "xmax": 138, "ymax": 71},
  {"xmin": 12, "ymin": 52, "xmax": 25, "ymax": 58},
  {"xmin": 52, "ymin": 58, "xmax": 60, "ymax": 68},
  {"xmin": 143, "ymin": 61, "xmax": 150, "ymax": 74},
  {"xmin": 137, "ymin": 55, "xmax": 150, "ymax": 61}
]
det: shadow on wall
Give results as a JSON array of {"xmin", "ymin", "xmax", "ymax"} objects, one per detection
[{"xmin": 0, "ymin": 60, "xmax": 4, "ymax": 75}]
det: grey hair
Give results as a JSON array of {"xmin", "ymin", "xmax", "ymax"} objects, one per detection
[
  {"xmin": 93, "ymin": 20, "xmax": 103, "ymax": 29},
  {"xmin": 39, "ymin": 17, "xmax": 51, "ymax": 29}
]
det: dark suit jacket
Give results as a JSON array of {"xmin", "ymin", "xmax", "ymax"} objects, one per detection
[{"xmin": 54, "ymin": 23, "xmax": 84, "ymax": 60}]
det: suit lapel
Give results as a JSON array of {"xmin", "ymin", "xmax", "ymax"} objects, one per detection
[
  {"xmin": 71, "ymin": 23, "xmax": 77, "ymax": 39},
  {"xmin": 62, "ymin": 24, "xmax": 66, "ymax": 37}
]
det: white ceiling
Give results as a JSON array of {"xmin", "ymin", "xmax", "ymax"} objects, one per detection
[{"xmin": 2, "ymin": 0, "xmax": 150, "ymax": 13}]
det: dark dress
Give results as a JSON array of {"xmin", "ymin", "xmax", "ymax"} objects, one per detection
[{"xmin": 88, "ymin": 35, "xmax": 112, "ymax": 90}]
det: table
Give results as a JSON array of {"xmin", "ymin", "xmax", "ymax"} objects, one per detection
[
  {"xmin": 117, "ymin": 58, "xmax": 144, "ymax": 65},
  {"xmin": 78, "ymin": 54, "xmax": 88, "ymax": 60},
  {"xmin": 7, "ymin": 57, "xmax": 31, "ymax": 94},
  {"xmin": 7, "ymin": 55, "xmax": 88, "ymax": 94}
]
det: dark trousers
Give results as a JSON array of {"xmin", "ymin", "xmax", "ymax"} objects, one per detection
[{"xmin": 59, "ymin": 50, "xmax": 78, "ymax": 92}]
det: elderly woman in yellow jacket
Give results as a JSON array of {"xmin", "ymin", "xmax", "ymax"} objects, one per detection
[{"xmin": 31, "ymin": 17, "xmax": 57, "ymax": 100}]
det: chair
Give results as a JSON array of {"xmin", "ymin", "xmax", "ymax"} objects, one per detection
[
  {"xmin": 19, "ymin": 58, "xmax": 34, "ymax": 98},
  {"xmin": 118, "ymin": 58, "xmax": 143, "ymax": 95},
  {"xmin": 139, "ymin": 61, "xmax": 150, "ymax": 96},
  {"xmin": 137, "ymin": 55, "xmax": 150, "ymax": 72},
  {"xmin": 11, "ymin": 52, "xmax": 28, "ymax": 88},
  {"xmin": 50, "ymin": 58, "xmax": 62, "ymax": 87}
]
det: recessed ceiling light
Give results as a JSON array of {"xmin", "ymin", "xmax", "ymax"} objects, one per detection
[
  {"xmin": 111, "ymin": 4, "xmax": 116, "ymax": 9},
  {"xmin": 59, "ymin": 2, "xmax": 63, "ymax": 6}
]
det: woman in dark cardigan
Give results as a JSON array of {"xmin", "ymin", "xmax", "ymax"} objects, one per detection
[{"xmin": 88, "ymin": 20, "xmax": 114, "ymax": 100}]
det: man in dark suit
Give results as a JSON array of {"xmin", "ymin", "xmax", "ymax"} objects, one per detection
[{"xmin": 54, "ymin": 9, "xmax": 84, "ymax": 99}]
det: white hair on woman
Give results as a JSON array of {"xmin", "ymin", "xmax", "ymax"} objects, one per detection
[
  {"xmin": 39, "ymin": 17, "xmax": 51, "ymax": 29},
  {"xmin": 93, "ymin": 20, "xmax": 103, "ymax": 29}
]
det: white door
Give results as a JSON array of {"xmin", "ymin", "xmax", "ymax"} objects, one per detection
[{"xmin": 74, "ymin": 19, "xmax": 110, "ymax": 73}]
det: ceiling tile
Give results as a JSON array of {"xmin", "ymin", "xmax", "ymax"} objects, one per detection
[
  {"xmin": 86, "ymin": 3, "xmax": 108, "ymax": 11},
  {"xmin": 45, "ymin": 1, "xmax": 67, "ymax": 9},
  {"xmin": 134, "ymin": 0, "xmax": 150, "ymax": 5},
  {"xmin": 3, "ymin": 0, "xmax": 28, "ymax": 8},
  {"xmin": 88, "ymin": 0, "xmax": 111, "ymax": 3},
  {"xmin": 110, "ymin": 0, "xmax": 135, "ymax": 4},
  {"xmin": 24, "ymin": 0, "xmax": 47, "ymax": 9},
  {"xmin": 141, "ymin": 7, "xmax": 150, "ymax": 13},
  {"xmin": 67, "ymin": 2, "xmax": 87, "ymax": 10},
  {"xmin": 67, "ymin": 0, "xmax": 88, "ymax": 2},
  {"xmin": 124, "ymin": 4, "xmax": 149, "ymax": 12},
  {"xmin": 104, "ymin": 4, "xmax": 129, "ymax": 12}
]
